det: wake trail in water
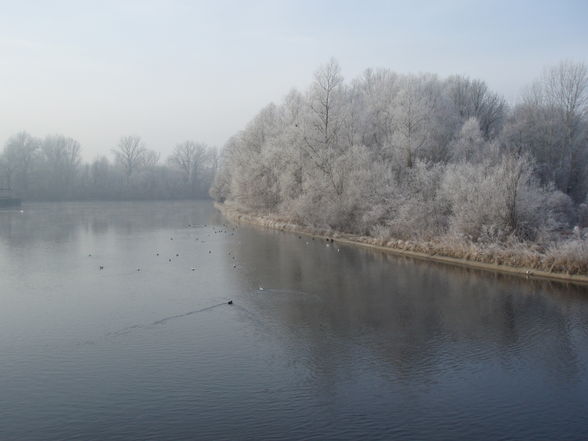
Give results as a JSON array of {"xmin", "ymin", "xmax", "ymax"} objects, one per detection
[
  {"xmin": 231, "ymin": 303, "xmax": 268, "ymax": 329},
  {"xmin": 107, "ymin": 302, "xmax": 228, "ymax": 337}
]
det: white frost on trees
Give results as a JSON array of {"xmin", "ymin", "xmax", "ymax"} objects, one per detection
[{"xmin": 214, "ymin": 59, "xmax": 587, "ymax": 244}]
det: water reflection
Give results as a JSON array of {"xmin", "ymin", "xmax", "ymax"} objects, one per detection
[
  {"xmin": 1, "ymin": 201, "xmax": 588, "ymax": 441},
  {"xmin": 230, "ymin": 226, "xmax": 588, "ymax": 386}
]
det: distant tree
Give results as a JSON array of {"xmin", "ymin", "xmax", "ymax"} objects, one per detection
[
  {"xmin": 168, "ymin": 141, "xmax": 207, "ymax": 186},
  {"xmin": 1, "ymin": 131, "xmax": 40, "ymax": 196},
  {"xmin": 88, "ymin": 156, "xmax": 118, "ymax": 199},
  {"xmin": 143, "ymin": 149, "xmax": 160, "ymax": 169},
  {"xmin": 39, "ymin": 135, "xmax": 82, "ymax": 199},
  {"xmin": 112, "ymin": 135, "xmax": 147, "ymax": 183}
]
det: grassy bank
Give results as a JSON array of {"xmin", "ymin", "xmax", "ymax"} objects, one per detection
[{"xmin": 215, "ymin": 202, "xmax": 588, "ymax": 287}]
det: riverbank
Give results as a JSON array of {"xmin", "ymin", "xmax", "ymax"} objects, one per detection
[{"xmin": 215, "ymin": 202, "xmax": 588, "ymax": 286}]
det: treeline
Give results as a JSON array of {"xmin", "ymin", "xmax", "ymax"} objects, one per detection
[
  {"xmin": 0, "ymin": 134, "xmax": 217, "ymax": 200},
  {"xmin": 212, "ymin": 59, "xmax": 588, "ymax": 245}
]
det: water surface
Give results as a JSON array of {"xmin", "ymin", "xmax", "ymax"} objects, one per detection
[{"xmin": 1, "ymin": 201, "xmax": 588, "ymax": 441}]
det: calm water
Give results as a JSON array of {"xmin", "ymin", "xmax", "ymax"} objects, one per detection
[{"xmin": 1, "ymin": 201, "xmax": 588, "ymax": 441}]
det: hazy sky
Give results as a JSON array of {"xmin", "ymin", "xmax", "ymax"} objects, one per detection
[{"xmin": 1, "ymin": 0, "xmax": 587, "ymax": 160}]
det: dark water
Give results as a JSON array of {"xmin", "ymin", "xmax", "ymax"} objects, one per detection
[{"xmin": 1, "ymin": 201, "xmax": 588, "ymax": 441}]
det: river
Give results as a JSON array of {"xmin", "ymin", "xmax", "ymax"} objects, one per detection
[{"xmin": 1, "ymin": 201, "xmax": 587, "ymax": 441}]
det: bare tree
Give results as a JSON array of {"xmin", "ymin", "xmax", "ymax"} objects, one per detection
[
  {"xmin": 143, "ymin": 150, "xmax": 160, "ymax": 169},
  {"xmin": 168, "ymin": 141, "xmax": 207, "ymax": 185},
  {"xmin": 544, "ymin": 61, "xmax": 588, "ymax": 199},
  {"xmin": 509, "ymin": 61, "xmax": 588, "ymax": 201},
  {"xmin": 446, "ymin": 75, "xmax": 506, "ymax": 139},
  {"xmin": 2, "ymin": 131, "xmax": 39, "ymax": 195},
  {"xmin": 112, "ymin": 135, "xmax": 147, "ymax": 182},
  {"xmin": 544, "ymin": 60, "xmax": 588, "ymax": 118},
  {"xmin": 40, "ymin": 135, "xmax": 82, "ymax": 198},
  {"xmin": 302, "ymin": 58, "xmax": 345, "ymax": 195}
]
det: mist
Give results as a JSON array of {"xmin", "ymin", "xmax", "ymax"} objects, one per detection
[
  {"xmin": 2, "ymin": 2, "xmax": 588, "ymax": 441},
  {"xmin": 1, "ymin": 133, "xmax": 216, "ymax": 200}
]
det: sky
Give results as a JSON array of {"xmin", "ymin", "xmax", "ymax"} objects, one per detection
[{"xmin": 0, "ymin": 0, "xmax": 587, "ymax": 160}]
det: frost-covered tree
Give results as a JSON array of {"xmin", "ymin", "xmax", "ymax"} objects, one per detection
[
  {"xmin": 504, "ymin": 61, "xmax": 588, "ymax": 202},
  {"xmin": 449, "ymin": 118, "xmax": 489, "ymax": 163},
  {"xmin": 446, "ymin": 75, "xmax": 506, "ymax": 139},
  {"xmin": 301, "ymin": 58, "xmax": 346, "ymax": 196},
  {"xmin": 214, "ymin": 59, "xmax": 586, "ymax": 245}
]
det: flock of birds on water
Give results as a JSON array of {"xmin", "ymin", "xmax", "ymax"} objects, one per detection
[{"xmin": 89, "ymin": 222, "xmax": 341, "ymax": 306}]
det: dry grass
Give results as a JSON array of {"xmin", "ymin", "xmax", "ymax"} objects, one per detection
[{"xmin": 217, "ymin": 202, "xmax": 588, "ymax": 279}]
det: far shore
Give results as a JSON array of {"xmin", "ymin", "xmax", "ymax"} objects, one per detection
[{"xmin": 215, "ymin": 202, "xmax": 588, "ymax": 287}]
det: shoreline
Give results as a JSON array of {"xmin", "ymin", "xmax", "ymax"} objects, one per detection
[{"xmin": 215, "ymin": 202, "xmax": 588, "ymax": 287}]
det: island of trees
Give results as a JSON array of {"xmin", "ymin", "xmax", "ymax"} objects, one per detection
[{"xmin": 212, "ymin": 59, "xmax": 588, "ymax": 276}]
